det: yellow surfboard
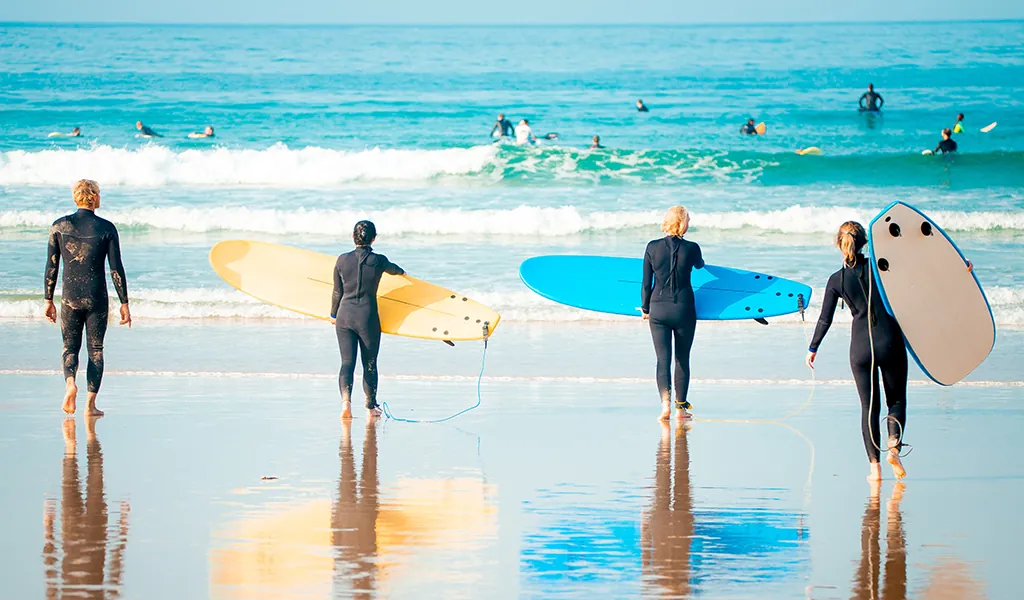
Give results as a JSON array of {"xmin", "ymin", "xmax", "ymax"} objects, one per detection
[
  {"xmin": 796, "ymin": 146, "xmax": 822, "ymax": 156},
  {"xmin": 755, "ymin": 122, "xmax": 767, "ymax": 135},
  {"xmin": 209, "ymin": 240, "xmax": 499, "ymax": 341}
]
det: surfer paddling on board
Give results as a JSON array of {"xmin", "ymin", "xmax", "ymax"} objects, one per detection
[
  {"xmin": 806, "ymin": 222, "xmax": 909, "ymax": 482},
  {"xmin": 330, "ymin": 220, "xmax": 405, "ymax": 421},
  {"xmin": 135, "ymin": 121, "xmax": 161, "ymax": 137},
  {"xmin": 490, "ymin": 113, "xmax": 515, "ymax": 140},
  {"xmin": 859, "ymin": 84, "xmax": 884, "ymax": 112},
  {"xmin": 44, "ymin": 180, "xmax": 132, "ymax": 417},
  {"xmin": 642, "ymin": 207, "xmax": 705, "ymax": 422},
  {"xmin": 189, "ymin": 126, "xmax": 215, "ymax": 138}
]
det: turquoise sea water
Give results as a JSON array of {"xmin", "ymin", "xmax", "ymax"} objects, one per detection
[{"xmin": 1, "ymin": 21, "xmax": 1023, "ymax": 324}]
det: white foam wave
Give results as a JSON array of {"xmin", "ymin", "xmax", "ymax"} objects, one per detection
[
  {"xmin": 2, "ymin": 204, "xmax": 1022, "ymax": 235},
  {"xmin": 0, "ymin": 144, "xmax": 497, "ymax": 187},
  {"xmin": 4, "ymin": 285, "xmax": 1022, "ymax": 325}
]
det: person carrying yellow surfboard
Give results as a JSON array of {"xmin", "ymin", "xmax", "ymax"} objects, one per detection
[
  {"xmin": 740, "ymin": 118, "xmax": 766, "ymax": 135},
  {"xmin": 330, "ymin": 220, "xmax": 405, "ymax": 421}
]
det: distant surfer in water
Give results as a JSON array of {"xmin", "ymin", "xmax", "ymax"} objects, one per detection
[
  {"xmin": 636, "ymin": 99, "xmax": 649, "ymax": 112},
  {"xmin": 933, "ymin": 128, "xmax": 958, "ymax": 154},
  {"xmin": 330, "ymin": 220, "xmax": 405, "ymax": 421},
  {"xmin": 49, "ymin": 127, "xmax": 81, "ymax": 138},
  {"xmin": 515, "ymin": 119, "xmax": 537, "ymax": 145},
  {"xmin": 490, "ymin": 113, "xmax": 515, "ymax": 139},
  {"xmin": 189, "ymin": 126, "xmax": 215, "ymax": 138},
  {"xmin": 44, "ymin": 180, "xmax": 132, "ymax": 417},
  {"xmin": 590, "ymin": 135, "xmax": 604, "ymax": 149},
  {"xmin": 806, "ymin": 222, "xmax": 909, "ymax": 482},
  {"xmin": 953, "ymin": 113, "xmax": 965, "ymax": 134},
  {"xmin": 740, "ymin": 118, "xmax": 758, "ymax": 135},
  {"xmin": 859, "ymin": 84, "xmax": 884, "ymax": 112},
  {"xmin": 135, "ymin": 121, "xmax": 162, "ymax": 137},
  {"xmin": 642, "ymin": 206, "xmax": 705, "ymax": 422}
]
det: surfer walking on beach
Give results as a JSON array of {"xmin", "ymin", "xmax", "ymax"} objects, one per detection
[
  {"xmin": 330, "ymin": 220, "xmax": 405, "ymax": 420},
  {"xmin": 44, "ymin": 180, "xmax": 132, "ymax": 417},
  {"xmin": 642, "ymin": 206, "xmax": 705, "ymax": 422},
  {"xmin": 805, "ymin": 222, "xmax": 908, "ymax": 482}
]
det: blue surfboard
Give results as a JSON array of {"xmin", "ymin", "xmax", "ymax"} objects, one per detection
[{"xmin": 520, "ymin": 255, "xmax": 812, "ymax": 321}]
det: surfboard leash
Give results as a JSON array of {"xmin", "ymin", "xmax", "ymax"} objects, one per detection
[{"xmin": 381, "ymin": 321, "xmax": 490, "ymax": 424}]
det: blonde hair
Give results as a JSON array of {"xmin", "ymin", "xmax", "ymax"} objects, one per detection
[
  {"xmin": 661, "ymin": 206, "xmax": 690, "ymax": 237},
  {"xmin": 836, "ymin": 221, "xmax": 867, "ymax": 267},
  {"xmin": 73, "ymin": 179, "xmax": 100, "ymax": 209}
]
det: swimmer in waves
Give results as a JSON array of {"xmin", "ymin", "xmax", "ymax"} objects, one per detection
[
  {"xmin": 590, "ymin": 135, "xmax": 604, "ymax": 149},
  {"xmin": 516, "ymin": 119, "xmax": 538, "ymax": 145},
  {"xmin": 188, "ymin": 126, "xmax": 215, "ymax": 139},
  {"xmin": 858, "ymin": 83, "xmax": 884, "ymax": 112}
]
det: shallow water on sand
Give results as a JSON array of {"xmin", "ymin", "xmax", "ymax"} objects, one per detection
[{"xmin": 0, "ymin": 370, "xmax": 1020, "ymax": 599}]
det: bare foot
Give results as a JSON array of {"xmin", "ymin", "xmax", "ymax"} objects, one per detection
[
  {"xmin": 62, "ymin": 418, "xmax": 77, "ymax": 455},
  {"xmin": 867, "ymin": 461, "xmax": 882, "ymax": 483},
  {"xmin": 340, "ymin": 400, "xmax": 353, "ymax": 421},
  {"xmin": 85, "ymin": 392, "xmax": 104, "ymax": 418},
  {"xmin": 676, "ymin": 406, "xmax": 693, "ymax": 422},
  {"xmin": 62, "ymin": 378, "xmax": 78, "ymax": 415},
  {"xmin": 658, "ymin": 400, "xmax": 671, "ymax": 422},
  {"xmin": 887, "ymin": 450, "xmax": 907, "ymax": 480},
  {"xmin": 367, "ymin": 407, "xmax": 382, "ymax": 422}
]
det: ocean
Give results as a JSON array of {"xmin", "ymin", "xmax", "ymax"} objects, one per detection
[{"xmin": 2, "ymin": 21, "xmax": 1024, "ymax": 599}]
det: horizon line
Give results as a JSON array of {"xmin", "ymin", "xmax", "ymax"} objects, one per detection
[{"xmin": 2, "ymin": 18, "xmax": 1023, "ymax": 27}]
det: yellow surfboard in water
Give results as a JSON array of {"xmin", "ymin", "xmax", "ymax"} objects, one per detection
[
  {"xmin": 209, "ymin": 240, "xmax": 499, "ymax": 341},
  {"xmin": 796, "ymin": 146, "xmax": 822, "ymax": 156},
  {"xmin": 755, "ymin": 122, "xmax": 767, "ymax": 135}
]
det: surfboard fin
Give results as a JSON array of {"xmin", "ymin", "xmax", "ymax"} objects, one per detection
[
  {"xmin": 754, "ymin": 318, "xmax": 769, "ymax": 325},
  {"xmin": 443, "ymin": 340, "xmax": 455, "ymax": 347}
]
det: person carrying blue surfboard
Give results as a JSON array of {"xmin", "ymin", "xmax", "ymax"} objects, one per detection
[{"xmin": 641, "ymin": 206, "xmax": 705, "ymax": 422}]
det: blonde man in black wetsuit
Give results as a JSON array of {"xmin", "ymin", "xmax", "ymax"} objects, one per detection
[{"xmin": 44, "ymin": 180, "xmax": 131, "ymax": 416}]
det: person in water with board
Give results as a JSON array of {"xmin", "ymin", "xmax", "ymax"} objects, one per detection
[
  {"xmin": 806, "ymin": 222, "xmax": 908, "ymax": 482},
  {"xmin": 515, "ymin": 119, "xmax": 537, "ymax": 145},
  {"xmin": 189, "ymin": 126, "xmax": 215, "ymax": 138},
  {"xmin": 636, "ymin": 99, "xmax": 649, "ymax": 112},
  {"xmin": 330, "ymin": 220, "xmax": 405, "ymax": 421},
  {"xmin": 590, "ymin": 135, "xmax": 604, "ymax": 149},
  {"xmin": 740, "ymin": 118, "xmax": 758, "ymax": 135},
  {"xmin": 933, "ymin": 128, "xmax": 958, "ymax": 154},
  {"xmin": 491, "ymin": 113, "xmax": 515, "ymax": 140},
  {"xmin": 642, "ymin": 206, "xmax": 705, "ymax": 422},
  {"xmin": 135, "ymin": 121, "xmax": 161, "ymax": 137},
  {"xmin": 44, "ymin": 180, "xmax": 132, "ymax": 417},
  {"xmin": 953, "ymin": 113, "xmax": 965, "ymax": 134},
  {"xmin": 859, "ymin": 83, "xmax": 884, "ymax": 112}
]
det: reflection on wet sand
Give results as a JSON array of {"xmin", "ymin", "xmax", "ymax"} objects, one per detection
[
  {"xmin": 332, "ymin": 420, "xmax": 380, "ymax": 597},
  {"xmin": 641, "ymin": 422, "xmax": 694, "ymax": 598},
  {"xmin": 43, "ymin": 418, "xmax": 130, "ymax": 600},
  {"xmin": 210, "ymin": 420, "xmax": 497, "ymax": 599},
  {"xmin": 851, "ymin": 482, "xmax": 906, "ymax": 600}
]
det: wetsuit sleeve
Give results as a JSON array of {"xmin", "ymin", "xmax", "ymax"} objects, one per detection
[
  {"xmin": 330, "ymin": 258, "xmax": 343, "ymax": 319},
  {"xmin": 693, "ymin": 244, "xmax": 705, "ymax": 270},
  {"xmin": 859, "ymin": 93, "xmax": 867, "ymax": 109},
  {"xmin": 490, "ymin": 123, "xmax": 499, "ymax": 137},
  {"xmin": 106, "ymin": 229, "xmax": 129, "ymax": 304},
  {"xmin": 809, "ymin": 273, "xmax": 840, "ymax": 352},
  {"xmin": 877, "ymin": 94, "xmax": 884, "ymax": 109},
  {"xmin": 44, "ymin": 224, "xmax": 61, "ymax": 301},
  {"xmin": 641, "ymin": 244, "xmax": 654, "ymax": 314},
  {"xmin": 379, "ymin": 255, "xmax": 405, "ymax": 276}
]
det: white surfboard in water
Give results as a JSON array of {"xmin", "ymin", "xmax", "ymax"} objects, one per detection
[{"xmin": 869, "ymin": 202, "xmax": 995, "ymax": 385}]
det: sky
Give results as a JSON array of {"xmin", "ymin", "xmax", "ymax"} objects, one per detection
[{"xmin": 2, "ymin": 0, "xmax": 1023, "ymax": 24}]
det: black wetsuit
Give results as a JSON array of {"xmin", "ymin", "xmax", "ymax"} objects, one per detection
[
  {"xmin": 934, "ymin": 138, "xmax": 958, "ymax": 154},
  {"xmin": 44, "ymin": 209, "xmax": 129, "ymax": 393},
  {"xmin": 637, "ymin": 104, "xmax": 649, "ymax": 113},
  {"xmin": 642, "ymin": 236, "xmax": 705, "ymax": 409},
  {"xmin": 809, "ymin": 256, "xmax": 908, "ymax": 462},
  {"xmin": 741, "ymin": 123, "xmax": 757, "ymax": 134},
  {"xmin": 491, "ymin": 119, "xmax": 515, "ymax": 138},
  {"xmin": 859, "ymin": 91, "xmax": 883, "ymax": 111},
  {"xmin": 330, "ymin": 246, "xmax": 404, "ymax": 409},
  {"xmin": 139, "ymin": 126, "xmax": 161, "ymax": 137}
]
